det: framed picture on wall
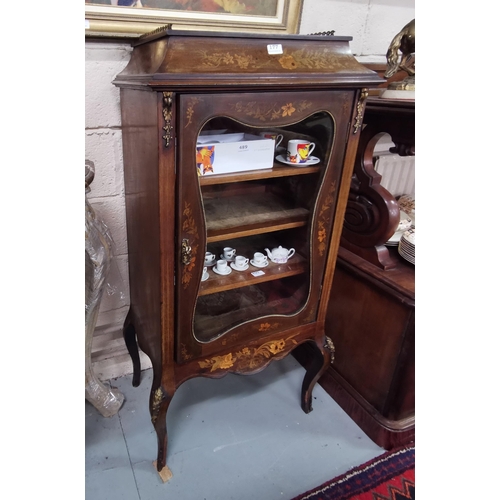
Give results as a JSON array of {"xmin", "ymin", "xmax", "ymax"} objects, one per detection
[{"xmin": 85, "ymin": 0, "xmax": 304, "ymax": 38}]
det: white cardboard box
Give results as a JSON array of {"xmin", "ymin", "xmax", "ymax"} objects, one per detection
[{"xmin": 196, "ymin": 133, "xmax": 275, "ymax": 176}]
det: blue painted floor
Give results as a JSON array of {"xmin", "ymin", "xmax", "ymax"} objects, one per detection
[{"xmin": 86, "ymin": 355, "xmax": 384, "ymax": 500}]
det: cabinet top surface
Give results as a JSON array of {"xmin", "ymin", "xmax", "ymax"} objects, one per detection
[
  {"xmin": 114, "ymin": 28, "xmax": 383, "ymax": 90},
  {"xmin": 134, "ymin": 28, "xmax": 352, "ymax": 46}
]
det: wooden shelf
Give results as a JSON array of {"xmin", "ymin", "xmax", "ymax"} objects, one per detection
[
  {"xmin": 199, "ymin": 164, "xmax": 322, "ymax": 186},
  {"xmin": 204, "ymin": 193, "xmax": 310, "ymax": 242},
  {"xmin": 199, "ymin": 253, "xmax": 307, "ymax": 296}
]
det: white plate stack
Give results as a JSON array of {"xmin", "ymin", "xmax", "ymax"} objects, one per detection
[
  {"xmin": 397, "ymin": 195, "xmax": 415, "ymax": 228},
  {"xmin": 398, "ymin": 228, "xmax": 415, "ymax": 265},
  {"xmin": 385, "ymin": 210, "xmax": 413, "ymax": 246}
]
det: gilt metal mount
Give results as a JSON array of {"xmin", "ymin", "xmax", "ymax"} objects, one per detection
[
  {"xmin": 181, "ymin": 238, "xmax": 192, "ymax": 266},
  {"xmin": 324, "ymin": 336, "xmax": 335, "ymax": 364},
  {"xmin": 353, "ymin": 89, "xmax": 369, "ymax": 134},
  {"xmin": 162, "ymin": 92, "xmax": 174, "ymax": 148}
]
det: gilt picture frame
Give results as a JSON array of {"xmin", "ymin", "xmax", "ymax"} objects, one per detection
[{"xmin": 85, "ymin": 0, "xmax": 304, "ymax": 38}]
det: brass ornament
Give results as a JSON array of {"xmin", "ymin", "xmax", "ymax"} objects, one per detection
[
  {"xmin": 181, "ymin": 239, "xmax": 192, "ymax": 266},
  {"xmin": 353, "ymin": 89, "xmax": 368, "ymax": 134},
  {"xmin": 151, "ymin": 386, "xmax": 167, "ymax": 423},
  {"xmin": 324, "ymin": 336, "xmax": 335, "ymax": 364},
  {"xmin": 162, "ymin": 92, "xmax": 174, "ymax": 148},
  {"xmin": 385, "ymin": 19, "xmax": 415, "ymax": 92},
  {"xmin": 308, "ymin": 30, "xmax": 336, "ymax": 36},
  {"xmin": 137, "ymin": 24, "xmax": 172, "ymax": 42}
]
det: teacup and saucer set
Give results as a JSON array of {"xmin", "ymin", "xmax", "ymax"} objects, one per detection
[
  {"xmin": 230, "ymin": 255, "xmax": 250, "ymax": 272},
  {"xmin": 220, "ymin": 246, "xmax": 236, "ymax": 262},
  {"xmin": 276, "ymin": 139, "xmax": 320, "ymax": 167},
  {"xmin": 204, "ymin": 251, "xmax": 217, "ymax": 267},
  {"xmin": 250, "ymin": 252, "xmax": 269, "ymax": 268},
  {"xmin": 213, "ymin": 259, "xmax": 232, "ymax": 276}
]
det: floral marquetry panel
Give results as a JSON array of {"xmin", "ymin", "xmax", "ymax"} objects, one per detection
[
  {"xmin": 114, "ymin": 30, "xmax": 378, "ymax": 91},
  {"xmin": 158, "ymin": 37, "xmax": 368, "ymax": 76},
  {"xmin": 198, "ymin": 336, "xmax": 298, "ymax": 374},
  {"xmin": 228, "ymin": 100, "xmax": 312, "ymax": 122}
]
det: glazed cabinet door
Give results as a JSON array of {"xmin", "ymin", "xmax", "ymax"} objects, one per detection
[{"xmin": 175, "ymin": 91, "xmax": 354, "ymax": 363}]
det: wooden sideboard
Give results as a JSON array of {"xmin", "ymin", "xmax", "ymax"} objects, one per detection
[
  {"xmin": 321, "ymin": 244, "xmax": 415, "ymax": 449},
  {"xmin": 328, "ymin": 97, "xmax": 415, "ymax": 448},
  {"xmin": 113, "ymin": 28, "xmax": 382, "ymax": 475},
  {"xmin": 296, "ymin": 96, "xmax": 415, "ymax": 449}
]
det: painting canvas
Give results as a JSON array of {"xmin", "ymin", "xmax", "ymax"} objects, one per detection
[{"xmin": 85, "ymin": 0, "xmax": 304, "ymax": 37}]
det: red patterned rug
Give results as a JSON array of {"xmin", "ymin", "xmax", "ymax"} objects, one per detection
[{"xmin": 291, "ymin": 445, "xmax": 415, "ymax": 500}]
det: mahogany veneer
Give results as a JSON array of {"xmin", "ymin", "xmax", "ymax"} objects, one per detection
[{"xmin": 113, "ymin": 28, "xmax": 382, "ymax": 475}]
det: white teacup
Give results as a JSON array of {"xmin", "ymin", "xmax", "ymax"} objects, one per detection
[
  {"xmin": 253, "ymin": 252, "xmax": 268, "ymax": 265},
  {"xmin": 259, "ymin": 131, "xmax": 284, "ymax": 149},
  {"xmin": 205, "ymin": 252, "xmax": 216, "ymax": 264},
  {"xmin": 234, "ymin": 256, "xmax": 249, "ymax": 269},
  {"xmin": 287, "ymin": 139, "xmax": 316, "ymax": 164},
  {"xmin": 223, "ymin": 247, "xmax": 236, "ymax": 260},
  {"xmin": 216, "ymin": 259, "xmax": 228, "ymax": 273}
]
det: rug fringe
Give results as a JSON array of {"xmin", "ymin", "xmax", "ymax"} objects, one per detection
[{"xmin": 292, "ymin": 445, "xmax": 415, "ymax": 500}]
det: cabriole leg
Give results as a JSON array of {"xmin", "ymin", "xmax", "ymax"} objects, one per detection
[
  {"xmin": 123, "ymin": 313, "xmax": 141, "ymax": 387},
  {"xmin": 150, "ymin": 385, "xmax": 174, "ymax": 475},
  {"xmin": 300, "ymin": 337, "xmax": 335, "ymax": 413}
]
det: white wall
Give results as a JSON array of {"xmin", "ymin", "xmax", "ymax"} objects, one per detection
[
  {"xmin": 86, "ymin": 42, "xmax": 135, "ymax": 380},
  {"xmin": 85, "ymin": 0, "xmax": 414, "ymax": 379},
  {"xmin": 300, "ymin": 0, "xmax": 414, "ymax": 62}
]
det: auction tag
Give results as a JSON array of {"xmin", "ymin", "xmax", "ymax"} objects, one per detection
[
  {"xmin": 267, "ymin": 44, "xmax": 283, "ymax": 55},
  {"xmin": 251, "ymin": 270, "xmax": 265, "ymax": 277}
]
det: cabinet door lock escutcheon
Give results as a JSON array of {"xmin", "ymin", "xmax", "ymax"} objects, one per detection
[{"xmin": 181, "ymin": 238, "xmax": 192, "ymax": 265}]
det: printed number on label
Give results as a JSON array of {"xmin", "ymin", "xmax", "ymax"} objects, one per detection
[
  {"xmin": 251, "ymin": 270, "xmax": 265, "ymax": 277},
  {"xmin": 267, "ymin": 44, "xmax": 283, "ymax": 55}
]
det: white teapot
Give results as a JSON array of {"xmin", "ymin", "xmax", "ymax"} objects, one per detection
[{"xmin": 264, "ymin": 246, "xmax": 295, "ymax": 264}]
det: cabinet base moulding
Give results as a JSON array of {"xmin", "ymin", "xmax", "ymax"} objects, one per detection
[
  {"xmin": 319, "ymin": 368, "xmax": 415, "ymax": 450},
  {"xmin": 294, "ymin": 344, "xmax": 414, "ymax": 450}
]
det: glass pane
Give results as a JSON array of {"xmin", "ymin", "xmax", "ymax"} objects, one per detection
[
  {"xmin": 195, "ymin": 276, "xmax": 309, "ymax": 343},
  {"xmin": 193, "ymin": 112, "xmax": 334, "ymax": 343}
]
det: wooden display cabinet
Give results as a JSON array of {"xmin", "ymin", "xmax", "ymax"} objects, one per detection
[{"xmin": 113, "ymin": 28, "xmax": 382, "ymax": 475}]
